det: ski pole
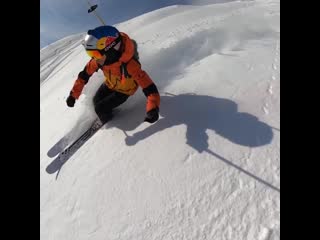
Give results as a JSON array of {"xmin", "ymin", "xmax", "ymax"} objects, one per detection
[{"xmin": 86, "ymin": 0, "xmax": 106, "ymax": 25}]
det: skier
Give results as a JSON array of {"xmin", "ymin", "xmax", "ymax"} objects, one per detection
[{"xmin": 66, "ymin": 25, "xmax": 160, "ymax": 124}]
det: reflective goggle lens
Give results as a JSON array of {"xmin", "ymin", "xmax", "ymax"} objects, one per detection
[{"xmin": 86, "ymin": 50, "xmax": 103, "ymax": 60}]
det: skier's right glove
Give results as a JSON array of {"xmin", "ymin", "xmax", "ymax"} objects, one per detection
[
  {"xmin": 66, "ymin": 94, "xmax": 76, "ymax": 107},
  {"xmin": 144, "ymin": 107, "xmax": 159, "ymax": 123}
]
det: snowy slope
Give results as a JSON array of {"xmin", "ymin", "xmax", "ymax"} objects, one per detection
[{"xmin": 40, "ymin": 0, "xmax": 280, "ymax": 239}]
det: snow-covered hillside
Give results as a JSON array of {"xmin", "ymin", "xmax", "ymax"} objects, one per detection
[{"xmin": 40, "ymin": 0, "xmax": 280, "ymax": 239}]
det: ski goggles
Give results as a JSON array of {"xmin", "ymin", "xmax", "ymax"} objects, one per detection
[{"xmin": 86, "ymin": 49, "xmax": 104, "ymax": 60}]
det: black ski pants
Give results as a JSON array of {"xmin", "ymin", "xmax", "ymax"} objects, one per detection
[{"xmin": 93, "ymin": 84, "xmax": 129, "ymax": 123}]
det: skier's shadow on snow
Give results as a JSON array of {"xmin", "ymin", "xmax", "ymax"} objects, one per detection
[
  {"xmin": 117, "ymin": 93, "xmax": 279, "ymax": 192},
  {"xmin": 124, "ymin": 93, "xmax": 273, "ymax": 150}
]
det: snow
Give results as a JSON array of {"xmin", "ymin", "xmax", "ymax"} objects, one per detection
[{"xmin": 40, "ymin": 0, "xmax": 280, "ymax": 239}]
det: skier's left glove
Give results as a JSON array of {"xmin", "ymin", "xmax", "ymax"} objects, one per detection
[
  {"xmin": 66, "ymin": 94, "xmax": 76, "ymax": 107},
  {"xmin": 144, "ymin": 107, "xmax": 159, "ymax": 123}
]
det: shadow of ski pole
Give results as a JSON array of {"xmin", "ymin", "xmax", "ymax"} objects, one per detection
[{"xmin": 205, "ymin": 149, "xmax": 280, "ymax": 193}]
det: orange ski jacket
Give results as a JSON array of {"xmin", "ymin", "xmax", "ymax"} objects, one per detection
[{"xmin": 70, "ymin": 32, "xmax": 160, "ymax": 113}]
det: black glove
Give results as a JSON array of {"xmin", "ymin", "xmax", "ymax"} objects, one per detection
[
  {"xmin": 66, "ymin": 94, "xmax": 76, "ymax": 107},
  {"xmin": 144, "ymin": 107, "xmax": 159, "ymax": 123}
]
